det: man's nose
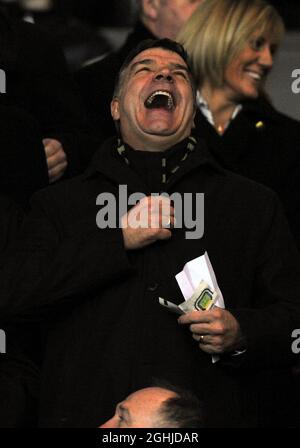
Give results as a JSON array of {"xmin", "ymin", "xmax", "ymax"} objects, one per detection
[
  {"xmin": 99, "ymin": 416, "xmax": 118, "ymax": 428},
  {"xmin": 154, "ymin": 69, "xmax": 173, "ymax": 83}
]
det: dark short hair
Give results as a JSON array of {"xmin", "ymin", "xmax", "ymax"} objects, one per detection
[
  {"xmin": 152, "ymin": 380, "xmax": 205, "ymax": 428},
  {"xmin": 113, "ymin": 38, "xmax": 196, "ymax": 98}
]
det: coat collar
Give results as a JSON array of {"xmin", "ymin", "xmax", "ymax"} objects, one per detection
[{"xmin": 83, "ymin": 136, "xmax": 224, "ymax": 193}]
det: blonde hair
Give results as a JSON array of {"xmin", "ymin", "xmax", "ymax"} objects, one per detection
[{"xmin": 177, "ymin": 0, "xmax": 285, "ymax": 88}]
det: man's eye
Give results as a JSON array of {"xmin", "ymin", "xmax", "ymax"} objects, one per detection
[
  {"xmin": 118, "ymin": 415, "xmax": 127, "ymax": 427},
  {"xmin": 135, "ymin": 67, "xmax": 150, "ymax": 74},
  {"xmin": 174, "ymin": 71, "xmax": 188, "ymax": 79}
]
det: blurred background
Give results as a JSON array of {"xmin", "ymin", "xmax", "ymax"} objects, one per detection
[{"xmin": 1, "ymin": 0, "xmax": 299, "ymax": 120}]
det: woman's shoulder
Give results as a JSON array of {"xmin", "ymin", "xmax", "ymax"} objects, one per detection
[{"xmin": 243, "ymin": 96, "xmax": 300, "ymax": 128}]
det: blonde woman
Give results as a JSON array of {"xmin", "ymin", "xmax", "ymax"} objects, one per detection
[{"xmin": 178, "ymin": 0, "xmax": 300, "ymax": 249}]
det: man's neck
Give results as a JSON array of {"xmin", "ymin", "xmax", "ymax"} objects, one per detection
[
  {"xmin": 122, "ymin": 140, "xmax": 175, "ymax": 153},
  {"xmin": 122, "ymin": 133, "xmax": 191, "ymax": 153}
]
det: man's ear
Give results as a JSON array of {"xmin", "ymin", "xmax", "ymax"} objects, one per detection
[
  {"xmin": 111, "ymin": 97, "xmax": 120, "ymax": 121},
  {"xmin": 141, "ymin": 0, "xmax": 161, "ymax": 21}
]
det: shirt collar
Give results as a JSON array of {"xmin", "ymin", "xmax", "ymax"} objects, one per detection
[{"xmin": 196, "ymin": 91, "xmax": 243, "ymax": 130}]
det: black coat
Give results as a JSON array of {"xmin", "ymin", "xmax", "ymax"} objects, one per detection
[
  {"xmin": 0, "ymin": 137, "xmax": 299, "ymax": 427},
  {"xmin": 194, "ymin": 97, "xmax": 300, "ymax": 250},
  {"xmin": 0, "ymin": 195, "xmax": 40, "ymax": 427},
  {"xmin": 0, "ymin": 105, "xmax": 48, "ymax": 207},
  {"xmin": 75, "ymin": 21, "xmax": 154, "ymax": 144}
]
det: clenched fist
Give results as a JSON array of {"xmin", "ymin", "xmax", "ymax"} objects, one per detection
[{"xmin": 122, "ymin": 195, "xmax": 175, "ymax": 250}]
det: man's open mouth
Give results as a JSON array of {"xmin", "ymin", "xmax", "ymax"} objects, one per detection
[{"xmin": 144, "ymin": 90, "xmax": 175, "ymax": 110}]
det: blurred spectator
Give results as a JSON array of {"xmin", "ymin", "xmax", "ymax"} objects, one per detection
[
  {"xmin": 0, "ymin": 8, "xmax": 94, "ymax": 187},
  {"xmin": 61, "ymin": 0, "xmax": 136, "ymax": 27},
  {"xmin": 20, "ymin": 0, "xmax": 112, "ymax": 71},
  {"xmin": 0, "ymin": 1, "xmax": 111, "ymax": 71},
  {"xmin": 75, "ymin": 0, "xmax": 202, "ymax": 145},
  {"xmin": 0, "ymin": 0, "xmax": 22, "ymax": 19}
]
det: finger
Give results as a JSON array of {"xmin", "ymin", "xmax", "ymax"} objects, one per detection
[
  {"xmin": 44, "ymin": 141, "xmax": 62, "ymax": 157},
  {"xmin": 42, "ymin": 138, "xmax": 51, "ymax": 146},
  {"xmin": 48, "ymin": 160, "xmax": 68, "ymax": 176},
  {"xmin": 48, "ymin": 150, "xmax": 67, "ymax": 164},
  {"xmin": 136, "ymin": 228, "xmax": 172, "ymax": 249},
  {"xmin": 189, "ymin": 323, "xmax": 212, "ymax": 335},
  {"xmin": 46, "ymin": 152, "xmax": 67, "ymax": 170},
  {"xmin": 178, "ymin": 310, "xmax": 213, "ymax": 325},
  {"xmin": 150, "ymin": 195, "xmax": 173, "ymax": 207},
  {"xmin": 148, "ymin": 210, "xmax": 175, "ymax": 228},
  {"xmin": 160, "ymin": 215, "xmax": 176, "ymax": 228},
  {"xmin": 161, "ymin": 206, "xmax": 175, "ymax": 218},
  {"xmin": 49, "ymin": 174, "xmax": 63, "ymax": 184},
  {"xmin": 154, "ymin": 228, "xmax": 172, "ymax": 241},
  {"xmin": 191, "ymin": 333, "xmax": 224, "ymax": 354},
  {"xmin": 192, "ymin": 333, "xmax": 209, "ymax": 343},
  {"xmin": 139, "ymin": 196, "xmax": 172, "ymax": 211},
  {"xmin": 190, "ymin": 320, "xmax": 227, "ymax": 335},
  {"xmin": 138, "ymin": 209, "xmax": 175, "ymax": 229},
  {"xmin": 192, "ymin": 332, "xmax": 224, "ymax": 346},
  {"xmin": 149, "ymin": 197, "xmax": 174, "ymax": 215},
  {"xmin": 48, "ymin": 161, "xmax": 67, "ymax": 181},
  {"xmin": 44, "ymin": 144, "xmax": 57, "ymax": 158}
]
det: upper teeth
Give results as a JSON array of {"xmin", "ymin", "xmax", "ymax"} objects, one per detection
[
  {"xmin": 247, "ymin": 71, "xmax": 261, "ymax": 80},
  {"xmin": 146, "ymin": 90, "xmax": 174, "ymax": 109}
]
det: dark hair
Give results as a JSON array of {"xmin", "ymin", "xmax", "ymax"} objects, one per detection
[
  {"xmin": 113, "ymin": 38, "xmax": 196, "ymax": 97},
  {"xmin": 152, "ymin": 379, "xmax": 205, "ymax": 428}
]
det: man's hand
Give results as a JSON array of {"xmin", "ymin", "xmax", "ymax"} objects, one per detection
[
  {"xmin": 122, "ymin": 196, "xmax": 175, "ymax": 250},
  {"xmin": 178, "ymin": 307, "xmax": 244, "ymax": 354},
  {"xmin": 43, "ymin": 138, "xmax": 68, "ymax": 183}
]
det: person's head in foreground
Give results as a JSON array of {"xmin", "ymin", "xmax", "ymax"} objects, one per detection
[
  {"xmin": 111, "ymin": 38, "xmax": 197, "ymax": 152},
  {"xmin": 99, "ymin": 384, "xmax": 204, "ymax": 428},
  {"xmin": 178, "ymin": 0, "xmax": 284, "ymax": 103}
]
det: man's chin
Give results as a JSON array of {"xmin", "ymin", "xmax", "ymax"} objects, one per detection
[
  {"xmin": 139, "ymin": 129, "xmax": 190, "ymax": 150},
  {"xmin": 142, "ymin": 124, "xmax": 176, "ymax": 136}
]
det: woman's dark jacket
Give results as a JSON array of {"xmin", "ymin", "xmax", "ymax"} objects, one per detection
[{"xmin": 194, "ymin": 97, "xmax": 300, "ymax": 250}]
